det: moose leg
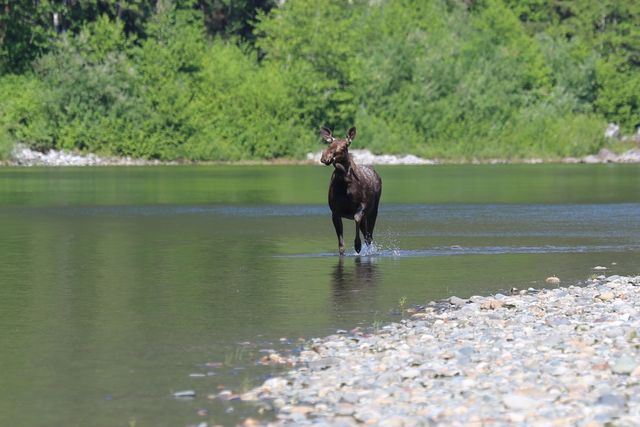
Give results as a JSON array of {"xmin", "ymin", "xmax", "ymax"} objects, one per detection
[
  {"xmin": 354, "ymin": 205, "xmax": 365, "ymax": 254},
  {"xmin": 366, "ymin": 197, "xmax": 380, "ymax": 245},
  {"xmin": 332, "ymin": 214, "xmax": 345, "ymax": 255},
  {"xmin": 359, "ymin": 218, "xmax": 370, "ymax": 246},
  {"xmin": 354, "ymin": 222, "xmax": 362, "ymax": 254}
]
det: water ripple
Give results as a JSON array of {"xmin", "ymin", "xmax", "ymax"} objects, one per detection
[{"xmin": 279, "ymin": 244, "xmax": 640, "ymax": 258}]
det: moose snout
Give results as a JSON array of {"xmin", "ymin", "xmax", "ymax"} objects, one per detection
[{"xmin": 320, "ymin": 154, "xmax": 334, "ymax": 165}]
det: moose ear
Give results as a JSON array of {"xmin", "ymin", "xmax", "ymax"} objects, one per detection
[
  {"xmin": 346, "ymin": 127, "xmax": 356, "ymax": 145},
  {"xmin": 320, "ymin": 127, "xmax": 333, "ymax": 143}
]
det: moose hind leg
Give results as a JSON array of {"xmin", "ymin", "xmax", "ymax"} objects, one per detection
[
  {"xmin": 366, "ymin": 199, "xmax": 380, "ymax": 244},
  {"xmin": 332, "ymin": 214, "xmax": 345, "ymax": 255},
  {"xmin": 359, "ymin": 218, "xmax": 371, "ymax": 247},
  {"xmin": 354, "ymin": 204, "xmax": 367, "ymax": 254}
]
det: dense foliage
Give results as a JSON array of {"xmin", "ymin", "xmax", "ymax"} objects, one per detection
[{"xmin": 1, "ymin": 0, "xmax": 638, "ymax": 161}]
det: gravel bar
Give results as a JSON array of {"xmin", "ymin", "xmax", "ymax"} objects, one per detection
[{"xmin": 243, "ymin": 275, "xmax": 640, "ymax": 426}]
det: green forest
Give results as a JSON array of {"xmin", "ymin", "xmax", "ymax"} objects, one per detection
[{"xmin": 0, "ymin": 0, "xmax": 638, "ymax": 161}]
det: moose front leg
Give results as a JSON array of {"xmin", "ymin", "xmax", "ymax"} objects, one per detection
[
  {"xmin": 332, "ymin": 214, "xmax": 345, "ymax": 255},
  {"xmin": 354, "ymin": 224, "xmax": 362, "ymax": 254}
]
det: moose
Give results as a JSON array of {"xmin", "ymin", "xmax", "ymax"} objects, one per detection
[{"xmin": 320, "ymin": 126, "xmax": 382, "ymax": 255}]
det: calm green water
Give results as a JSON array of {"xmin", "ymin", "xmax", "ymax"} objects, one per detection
[{"xmin": 1, "ymin": 164, "xmax": 639, "ymax": 427}]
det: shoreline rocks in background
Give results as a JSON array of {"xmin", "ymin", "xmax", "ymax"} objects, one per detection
[
  {"xmin": 604, "ymin": 122, "xmax": 640, "ymax": 144},
  {"xmin": 563, "ymin": 148, "xmax": 640, "ymax": 164},
  {"xmin": 4, "ymin": 143, "xmax": 640, "ymax": 167},
  {"xmin": 244, "ymin": 275, "xmax": 640, "ymax": 426},
  {"xmin": 7, "ymin": 144, "xmax": 173, "ymax": 167},
  {"xmin": 308, "ymin": 147, "xmax": 640, "ymax": 166},
  {"xmin": 306, "ymin": 149, "xmax": 437, "ymax": 165}
]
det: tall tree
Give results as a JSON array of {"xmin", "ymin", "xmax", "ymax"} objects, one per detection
[
  {"xmin": 0, "ymin": 1, "xmax": 55, "ymax": 73},
  {"xmin": 198, "ymin": 0, "xmax": 275, "ymax": 41}
]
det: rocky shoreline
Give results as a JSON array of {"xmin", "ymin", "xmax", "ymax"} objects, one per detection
[
  {"xmin": 4, "ymin": 144, "xmax": 640, "ymax": 167},
  {"xmin": 306, "ymin": 149, "xmax": 437, "ymax": 165},
  {"xmin": 307, "ymin": 147, "xmax": 640, "ymax": 166},
  {"xmin": 242, "ymin": 275, "xmax": 640, "ymax": 426},
  {"xmin": 5, "ymin": 144, "xmax": 174, "ymax": 166}
]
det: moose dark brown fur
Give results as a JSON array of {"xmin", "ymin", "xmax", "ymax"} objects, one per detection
[{"xmin": 320, "ymin": 127, "xmax": 382, "ymax": 255}]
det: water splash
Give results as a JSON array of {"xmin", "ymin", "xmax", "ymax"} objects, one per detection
[
  {"xmin": 350, "ymin": 234, "xmax": 403, "ymax": 257},
  {"xmin": 358, "ymin": 242, "xmax": 379, "ymax": 257}
]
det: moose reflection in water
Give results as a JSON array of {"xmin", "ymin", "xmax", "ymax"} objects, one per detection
[
  {"xmin": 331, "ymin": 257, "xmax": 379, "ymax": 303},
  {"xmin": 320, "ymin": 127, "xmax": 382, "ymax": 255}
]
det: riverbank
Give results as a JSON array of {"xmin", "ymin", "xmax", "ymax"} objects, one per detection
[
  {"xmin": 4, "ymin": 144, "xmax": 176, "ymax": 166},
  {"xmin": 242, "ymin": 274, "xmax": 640, "ymax": 426},
  {"xmin": 4, "ymin": 144, "xmax": 640, "ymax": 167}
]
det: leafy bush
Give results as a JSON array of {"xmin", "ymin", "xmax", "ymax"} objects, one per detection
[
  {"xmin": 33, "ymin": 16, "xmax": 142, "ymax": 155},
  {"xmin": 1, "ymin": 0, "xmax": 637, "ymax": 161},
  {"xmin": 183, "ymin": 42, "xmax": 312, "ymax": 160},
  {"xmin": 0, "ymin": 74, "xmax": 50, "ymax": 156}
]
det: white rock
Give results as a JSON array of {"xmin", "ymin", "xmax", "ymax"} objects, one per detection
[
  {"xmin": 263, "ymin": 377, "xmax": 288, "ymax": 393},
  {"xmin": 173, "ymin": 390, "xmax": 195, "ymax": 398},
  {"xmin": 604, "ymin": 123, "xmax": 621, "ymax": 139},
  {"xmin": 400, "ymin": 368, "xmax": 420, "ymax": 379},
  {"xmin": 502, "ymin": 394, "xmax": 540, "ymax": 410},
  {"xmin": 545, "ymin": 276, "xmax": 561, "ymax": 285},
  {"xmin": 619, "ymin": 148, "xmax": 640, "ymax": 163}
]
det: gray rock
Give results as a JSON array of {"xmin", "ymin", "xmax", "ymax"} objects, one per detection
[
  {"xmin": 458, "ymin": 346, "xmax": 475, "ymax": 358},
  {"xmin": 598, "ymin": 148, "xmax": 619, "ymax": 161},
  {"xmin": 620, "ymin": 148, "xmax": 640, "ymax": 163},
  {"xmin": 612, "ymin": 354, "xmax": 638, "ymax": 375},
  {"xmin": 353, "ymin": 408, "xmax": 381, "ymax": 424},
  {"xmin": 335, "ymin": 403, "xmax": 355, "ymax": 416},
  {"xmin": 308, "ymin": 358, "xmax": 338, "ymax": 371},
  {"xmin": 448, "ymin": 296, "xmax": 468, "ymax": 307},
  {"xmin": 597, "ymin": 393, "xmax": 626, "ymax": 407}
]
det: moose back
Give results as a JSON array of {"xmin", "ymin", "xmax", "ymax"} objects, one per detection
[{"xmin": 320, "ymin": 127, "xmax": 382, "ymax": 255}]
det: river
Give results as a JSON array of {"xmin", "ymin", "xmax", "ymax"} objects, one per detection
[{"xmin": 0, "ymin": 164, "xmax": 639, "ymax": 426}]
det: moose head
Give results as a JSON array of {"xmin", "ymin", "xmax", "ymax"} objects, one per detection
[{"xmin": 320, "ymin": 127, "xmax": 357, "ymax": 167}]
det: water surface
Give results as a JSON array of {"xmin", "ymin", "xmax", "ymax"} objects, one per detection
[{"xmin": 0, "ymin": 164, "xmax": 639, "ymax": 426}]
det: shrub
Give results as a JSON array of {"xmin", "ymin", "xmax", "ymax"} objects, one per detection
[{"xmin": 0, "ymin": 74, "xmax": 51, "ymax": 156}]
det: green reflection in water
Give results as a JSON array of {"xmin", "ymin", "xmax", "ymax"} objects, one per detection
[{"xmin": 1, "ymin": 164, "xmax": 639, "ymax": 206}]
